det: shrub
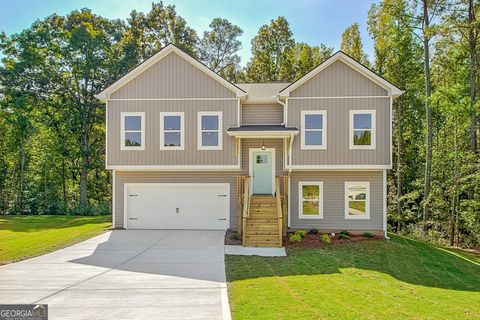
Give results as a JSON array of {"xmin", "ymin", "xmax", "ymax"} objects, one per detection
[
  {"xmin": 363, "ymin": 232, "xmax": 374, "ymax": 238},
  {"xmin": 320, "ymin": 234, "xmax": 331, "ymax": 244},
  {"xmin": 295, "ymin": 229, "xmax": 307, "ymax": 238},
  {"xmin": 338, "ymin": 231, "xmax": 350, "ymax": 240},
  {"xmin": 340, "ymin": 230, "xmax": 350, "ymax": 237},
  {"xmin": 289, "ymin": 233, "xmax": 302, "ymax": 243},
  {"xmin": 308, "ymin": 228, "xmax": 319, "ymax": 235}
]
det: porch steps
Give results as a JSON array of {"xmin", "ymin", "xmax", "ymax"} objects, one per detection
[{"xmin": 243, "ymin": 195, "xmax": 281, "ymax": 248}]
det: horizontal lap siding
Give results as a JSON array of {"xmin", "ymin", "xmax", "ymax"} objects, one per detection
[
  {"xmin": 241, "ymin": 104, "xmax": 284, "ymax": 125},
  {"xmin": 115, "ymin": 171, "xmax": 239, "ymax": 229},
  {"xmin": 107, "ymin": 100, "xmax": 238, "ymax": 165},
  {"xmin": 290, "ymin": 171, "xmax": 383, "ymax": 230}
]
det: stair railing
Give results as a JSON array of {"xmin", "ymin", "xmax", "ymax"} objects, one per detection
[{"xmin": 275, "ymin": 177, "xmax": 283, "ymax": 245}]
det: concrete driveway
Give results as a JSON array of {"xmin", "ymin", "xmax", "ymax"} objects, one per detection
[{"xmin": 0, "ymin": 230, "xmax": 231, "ymax": 320}]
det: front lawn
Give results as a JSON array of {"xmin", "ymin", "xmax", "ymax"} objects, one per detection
[
  {"xmin": 226, "ymin": 234, "xmax": 480, "ymax": 320},
  {"xmin": 0, "ymin": 215, "xmax": 111, "ymax": 264}
]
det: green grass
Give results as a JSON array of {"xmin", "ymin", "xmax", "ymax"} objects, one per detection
[
  {"xmin": 0, "ymin": 215, "xmax": 111, "ymax": 265},
  {"xmin": 226, "ymin": 234, "xmax": 480, "ymax": 320}
]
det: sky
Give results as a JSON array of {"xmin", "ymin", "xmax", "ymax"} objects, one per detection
[{"xmin": 0, "ymin": 0, "xmax": 378, "ymax": 66}]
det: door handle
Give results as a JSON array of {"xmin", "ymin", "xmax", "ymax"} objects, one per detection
[
  {"xmin": 129, "ymin": 194, "xmax": 138, "ymax": 197},
  {"xmin": 217, "ymin": 218, "xmax": 227, "ymax": 220},
  {"xmin": 217, "ymin": 194, "xmax": 227, "ymax": 197},
  {"xmin": 129, "ymin": 217, "xmax": 138, "ymax": 220}
]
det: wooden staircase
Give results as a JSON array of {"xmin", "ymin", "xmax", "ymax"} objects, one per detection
[{"xmin": 244, "ymin": 195, "xmax": 281, "ymax": 247}]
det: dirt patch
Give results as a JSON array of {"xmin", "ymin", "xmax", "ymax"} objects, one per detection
[
  {"xmin": 225, "ymin": 229, "xmax": 242, "ymax": 245},
  {"xmin": 285, "ymin": 232, "xmax": 384, "ymax": 248}
]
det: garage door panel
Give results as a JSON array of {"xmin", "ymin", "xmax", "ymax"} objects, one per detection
[{"xmin": 126, "ymin": 184, "xmax": 229, "ymax": 230}]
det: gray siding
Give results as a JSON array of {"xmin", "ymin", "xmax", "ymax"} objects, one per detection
[
  {"xmin": 290, "ymin": 171, "xmax": 384, "ymax": 231},
  {"xmin": 241, "ymin": 138, "xmax": 285, "ymax": 176},
  {"xmin": 111, "ymin": 52, "xmax": 235, "ymax": 99},
  {"xmin": 288, "ymin": 97, "xmax": 390, "ymax": 166},
  {"xmin": 107, "ymin": 100, "xmax": 238, "ymax": 166},
  {"xmin": 114, "ymin": 171, "xmax": 238, "ymax": 229},
  {"xmin": 241, "ymin": 104, "xmax": 284, "ymax": 125},
  {"xmin": 290, "ymin": 60, "xmax": 388, "ymax": 97}
]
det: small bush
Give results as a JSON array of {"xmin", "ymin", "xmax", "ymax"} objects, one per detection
[
  {"xmin": 320, "ymin": 234, "xmax": 331, "ymax": 244},
  {"xmin": 229, "ymin": 233, "xmax": 240, "ymax": 241},
  {"xmin": 289, "ymin": 233, "xmax": 302, "ymax": 243},
  {"xmin": 295, "ymin": 229, "xmax": 307, "ymax": 238},
  {"xmin": 338, "ymin": 231, "xmax": 350, "ymax": 240},
  {"xmin": 308, "ymin": 228, "xmax": 319, "ymax": 235},
  {"xmin": 340, "ymin": 230, "xmax": 350, "ymax": 237},
  {"xmin": 363, "ymin": 232, "xmax": 374, "ymax": 238}
]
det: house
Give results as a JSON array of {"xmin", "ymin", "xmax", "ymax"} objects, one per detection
[{"xmin": 95, "ymin": 43, "xmax": 402, "ymax": 247}]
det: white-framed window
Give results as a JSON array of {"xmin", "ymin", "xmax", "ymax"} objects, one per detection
[
  {"xmin": 344, "ymin": 181, "xmax": 370, "ymax": 219},
  {"xmin": 160, "ymin": 112, "xmax": 184, "ymax": 150},
  {"xmin": 121, "ymin": 112, "xmax": 145, "ymax": 150},
  {"xmin": 349, "ymin": 110, "xmax": 376, "ymax": 149},
  {"xmin": 197, "ymin": 111, "xmax": 222, "ymax": 150},
  {"xmin": 301, "ymin": 110, "xmax": 327, "ymax": 149},
  {"xmin": 298, "ymin": 181, "xmax": 323, "ymax": 219}
]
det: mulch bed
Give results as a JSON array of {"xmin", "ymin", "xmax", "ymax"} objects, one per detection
[
  {"xmin": 225, "ymin": 229, "xmax": 242, "ymax": 245},
  {"xmin": 285, "ymin": 232, "xmax": 384, "ymax": 248}
]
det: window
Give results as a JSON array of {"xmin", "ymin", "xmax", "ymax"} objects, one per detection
[
  {"xmin": 197, "ymin": 112, "xmax": 222, "ymax": 150},
  {"xmin": 121, "ymin": 112, "xmax": 145, "ymax": 150},
  {"xmin": 350, "ymin": 110, "xmax": 376, "ymax": 149},
  {"xmin": 301, "ymin": 110, "xmax": 327, "ymax": 149},
  {"xmin": 298, "ymin": 182, "xmax": 323, "ymax": 219},
  {"xmin": 160, "ymin": 112, "xmax": 184, "ymax": 150},
  {"xmin": 345, "ymin": 182, "xmax": 370, "ymax": 219}
]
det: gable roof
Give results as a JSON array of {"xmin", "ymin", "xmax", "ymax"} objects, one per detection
[
  {"xmin": 95, "ymin": 43, "xmax": 247, "ymax": 101},
  {"xmin": 279, "ymin": 51, "xmax": 403, "ymax": 98}
]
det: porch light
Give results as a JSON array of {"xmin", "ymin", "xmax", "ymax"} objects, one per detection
[{"xmin": 261, "ymin": 139, "xmax": 266, "ymax": 150}]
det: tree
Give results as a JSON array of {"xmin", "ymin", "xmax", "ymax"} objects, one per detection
[
  {"xmin": 198, "ymin": 18, "xmax": 243, "ymax": 79},
  {"xmin": 245, "ymin": 17, "xmax": 295, "ymax": 82},
  {"xmin": 289, "ymin": 43, "xmax": 333, "ymax": 80},
  {"xmin": 340, "ymin": 23, "xmax": 369, "ymax": 65}
]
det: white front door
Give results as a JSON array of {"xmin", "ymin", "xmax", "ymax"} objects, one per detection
[
  {"xmin": 251, "ymin": 150, "xmax": 274, "ymax": 194},
  {"xmin": 125, "ymin": 183, "xmax": 229, "ymax": 229}
]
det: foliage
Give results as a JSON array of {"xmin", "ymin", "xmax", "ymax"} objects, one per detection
[
  {"xmin": 295, "ymin": 229, "xmax": 307, "ymax": 238},
  {"xmin": 339, "ymin": 231, "xmax": 350, "ymax": 239},
  {"xmin": 340, "ymin": 23, "xmax": 369, "ymax": 65},
  {"xmin": 363, "ymin": 232, "xmax": 375, "ymax": 238},
  {"xmin": 289, "ymin": 233, "xmax": 302, "ymax": 243},
  {"xmin": 308, "ymin": 228, "xmax": 318, "ymax": 235},
  {"xmin": 320, "ymin": 234, "xmax": 331, "ymax": 244}
]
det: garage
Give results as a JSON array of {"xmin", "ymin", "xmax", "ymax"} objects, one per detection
[{"xmin": 124, "ymin": 183, "xmax": 230, "ymax": 230}]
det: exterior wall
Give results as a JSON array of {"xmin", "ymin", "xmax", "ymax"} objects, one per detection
[
  {"xmin": 114, "ymin": 171, "xmax": 239, "ymax": 229},
  {"xmin": 290, "ymin": 171, "xmax": 383, "ymax": 231},
  {"xmin": 241, "ymin": 104, "xmax": 284, "ymax": 125},
  {"xmin": 241, "ymin": 138, "xmax": 285, "ymax": 176},
  {"xmin": 111, "ymin": 52, "xmax": 235, "ymax": 99},
  {"xmin": 288, "ymin": 97, "xmax": 390, "ymax": 166},
  {"xmin": 107, "ymin": 99, "xmax": 238, "ymax": 166},
  {"xmin": 290, "ymin": 60, "xmax": 388, "ymax": 97}
]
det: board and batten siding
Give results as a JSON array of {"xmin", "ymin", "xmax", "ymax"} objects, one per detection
[
  {"xmin": 110, "ymin": 52, "xmax": 235, "ymax": 99},
  {"xmin": 290, "ymin": 60, "xmax": 388, "ymax": 97},
  {"xmin": 290, "ymin": 171, "xmax": 383, "ymax": 230},
  {"xmin": 241, "ymin": 104, "xmax": 284, "ymax": 125},
  {"xmin": 241, "ymin": 138, "xmax": 286, "ymax": 176},
  {"xmin": 114, "ymin": 171, "xmax": 239, "ymax": 229},
  {"xmin": 288, "ymin": 97, "xmax": 390, "ymax": 166},
  {"xmin": 107, "ymin": 100, "xmax": 238, "ymax": 166}
]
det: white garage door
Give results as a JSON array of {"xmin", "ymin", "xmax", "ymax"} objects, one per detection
[{"xmin": 125, "ymin": 183, "xmax": 229, "ymax": 230}]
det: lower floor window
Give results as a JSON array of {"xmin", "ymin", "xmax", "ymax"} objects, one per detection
[
  {"xmin": 299, "ymin": 182, "xmax": 323, "ymax": 219},
  {"xmin": 345, "ymin": 181, "xmax": 370, "ymax": 219}
]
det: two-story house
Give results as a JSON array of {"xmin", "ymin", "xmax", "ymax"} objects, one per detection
[{"xmin": 96, "ymin": 44, "xmax": 402, "ymax": 247}]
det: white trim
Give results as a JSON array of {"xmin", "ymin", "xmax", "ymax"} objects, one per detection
[
  {"xmin": 298, "ymin": 181, "xmax": 324, "ymax": 219},
  {"xmin": 120, "ymin": 112, "xmax": 145, "ymax": 151},
  {"xmin": 288, "ymin": 96, "xmax": 390, "ymax": 100},
  {"xmin": 383, "ymin": 170, "xmax": 389, "ymax": 239},
  {"xmin": 227, "ymin": 130, "xmax": 298, "ymax": 138},
  {"xmin": 285, "ymin": 164, "xmax": 391, "ymax": 170},
  {"xmin": 287, "ymin": 175, "xmax": 291, "ymax": 227},
  {"xmin": 112, "ymin": 170, "xmax": 116, "ymax": 228},
  {"xmin": 349, "ymin": 110, "xmax": 376, "ymax": 150},
  {"xmin": 249, "ymin": 148, "xmax": 275, "ymax": 195},
  {"xmin": 301, "ymin": 110, "xmax": 327, "ymax": 150},
  {"xmin": 197, "ymin": 111, "xmax": 223, "ymax": 150},
  {"xmin": 95, "ymin": 43, "xmax": 247, "ymax": 100},
  {"xmin": 105, "ymin": 100, "xmax": 109, "ymax": 167},
  {"xmin": 107, "ymin": 97, "xmax": 238, "ymax": 101},
  {"xmin": 106, "ymin": 164, "xmax": 241, "ymax": 171},
  {"xmin": 389, "ymin": 96, "xmax": 393, "ymax": 168},
  {"xmin": 160, "ymin": 112, "xmax": 185, "ymax": 151},
  {"xmin": 237, "ymin": 99, "xmax": 241, "ymax": 127},
  {"xmin": 344, "ymin": 181, "xmax": 370, "ymax": 220},
  {"xmin": 279, "ymin": 51, "xmax": 403, "ymax": 97},
  {"xmin": 123, "ymin": 182, "xmax": 231, "ymax": 230}
]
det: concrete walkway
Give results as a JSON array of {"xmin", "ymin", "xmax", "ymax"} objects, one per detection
[{"xmin": 0, "ymin": 230, "xmax": 231, "ymax": 320}]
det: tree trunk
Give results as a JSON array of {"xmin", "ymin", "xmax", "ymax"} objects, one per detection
[
  {"xmin": 79, "ymin": 131, "xmax": 89, "ymax": 213},
  {"xmin": 468, "ymin": 0, "xmax": 477, "ymax": 153},
  {"xmin": 18, "ymin": 136, "xmax": 26, "ymax": 214},
  {"xmin": 396, "ymin": 98, "xmax": 403, "ymax": 218},
  {"xmin": 423, "ymin": 0, "xmax": 432, "ymax": 225}
]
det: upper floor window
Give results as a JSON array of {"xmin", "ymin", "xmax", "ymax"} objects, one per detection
[
  {"xmin": 301, "ymin": 110, "xmax": 327, "ymax": 150},
  {"xmin": 160, "ymin": 112, "xmax": 184, "ymax": 150},
  {"xmin": 121, "ymin": 112, "xmax": 145, "ymax": 150},
  {"xmin": 345, "ymin": 181, "xmax": 370, "ymax": 219},
  {"xmin": 299, "ymin": 181, "xmax": 323, "ymax": 219},
  {"xmin": 197, "ymin": 111, "xmax": 222, "ymax": 150},
  {"xmin": 350, "ymin": 110, "xmax": 376, "ymax": 149}
]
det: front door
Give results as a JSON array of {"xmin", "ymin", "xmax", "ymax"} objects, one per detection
[{"xmin": 252, "ymin": 151, "xmax": 273, "ymax": 194}]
